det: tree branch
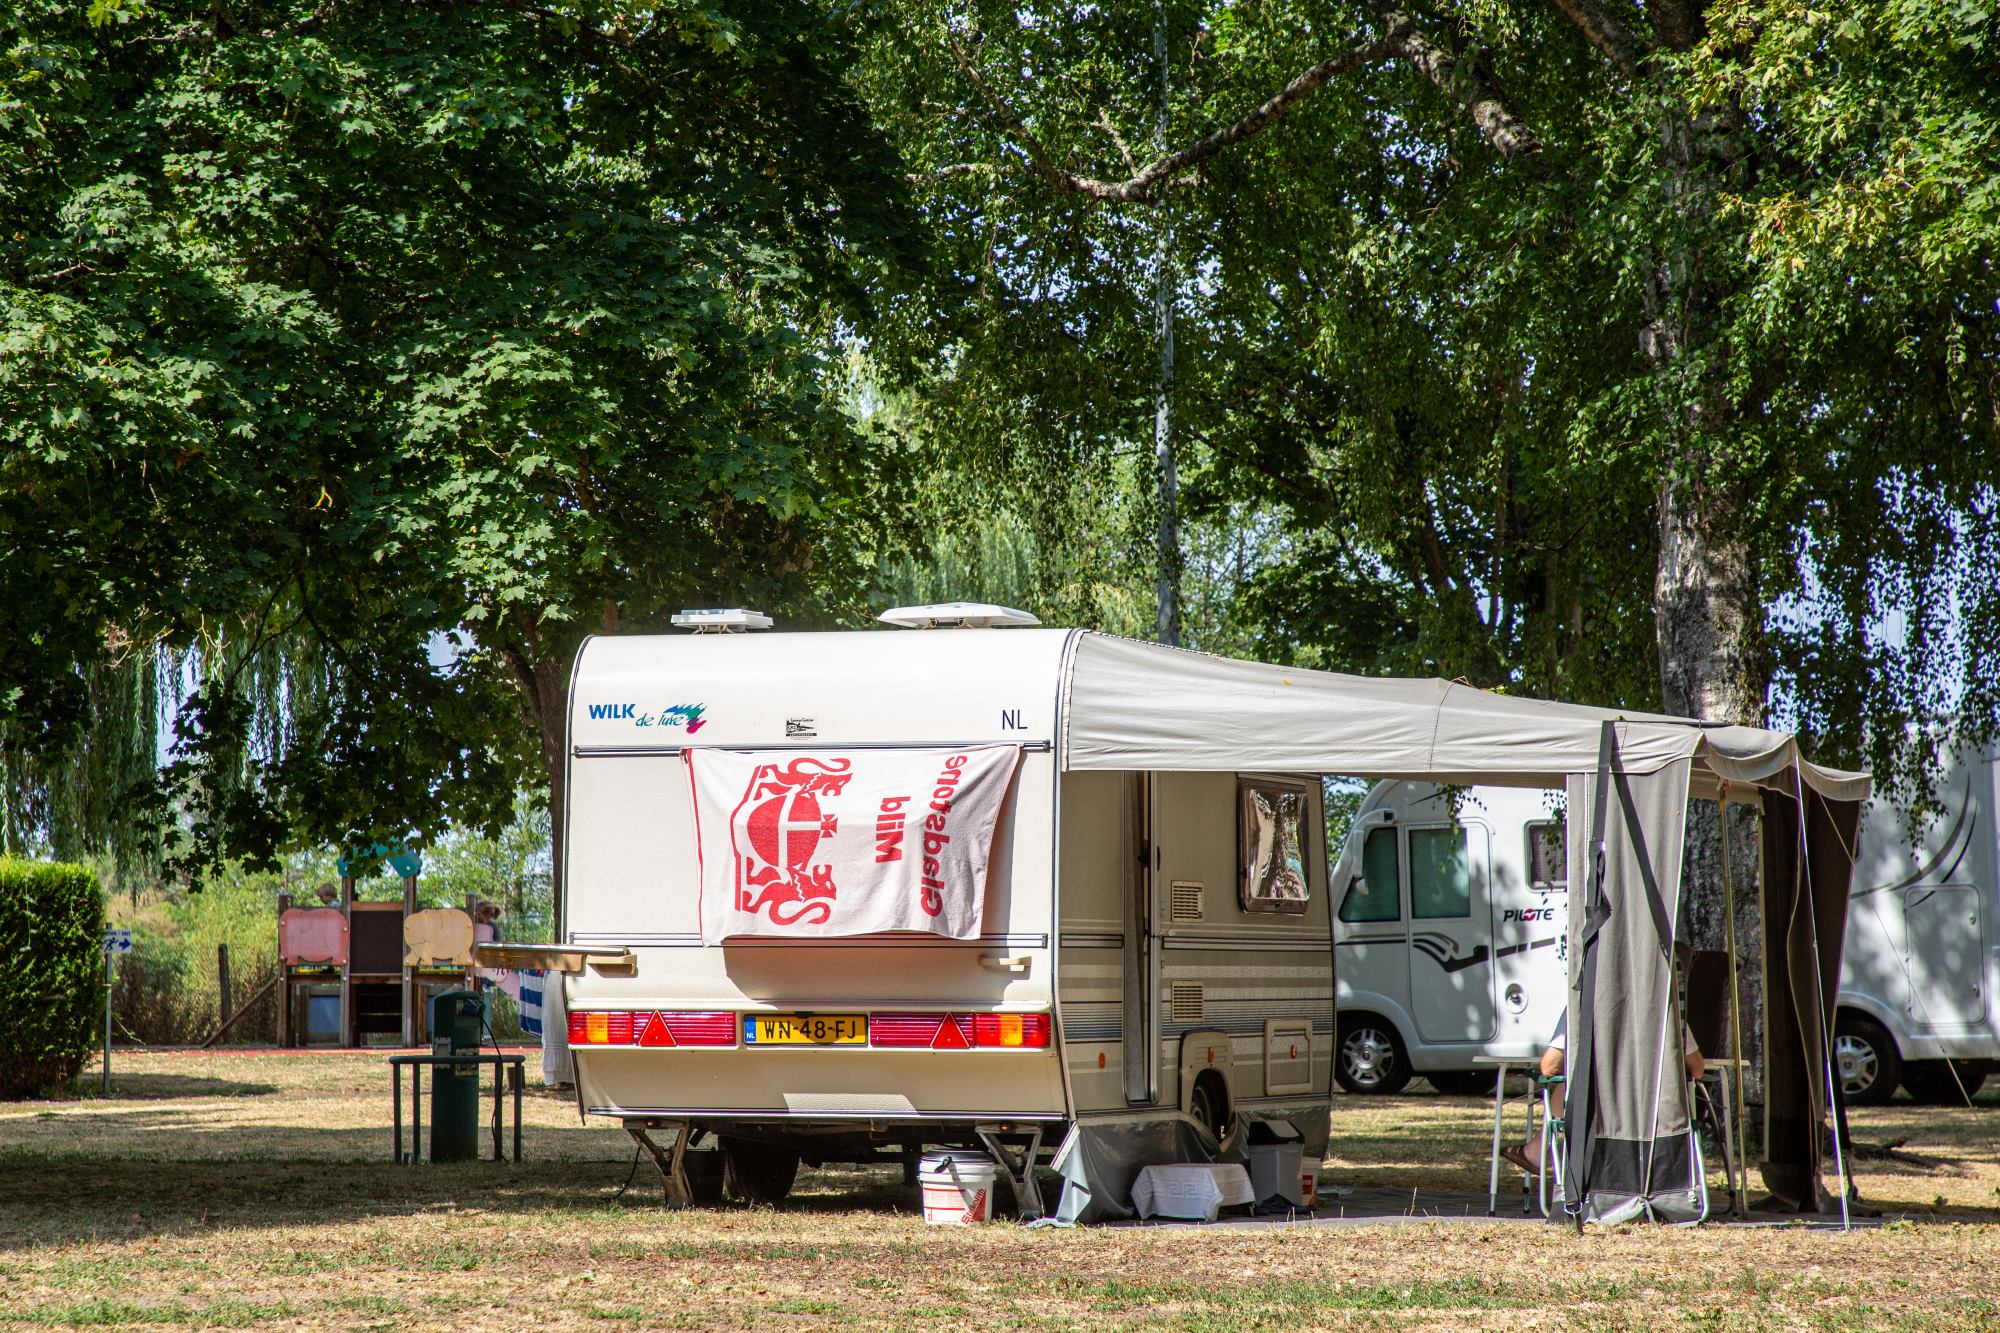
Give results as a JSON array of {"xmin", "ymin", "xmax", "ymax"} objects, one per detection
[
  {"xmin": 952, "ymin": 33, "xmax": 1399, "ymax": 204},
  {"xmin": 1548, "ymin": 0, "xmax": 1643, "ymax": 74},
  {"xmin": 1367, "ymin": 5, "xmax": 1544, "ymax": 165}
]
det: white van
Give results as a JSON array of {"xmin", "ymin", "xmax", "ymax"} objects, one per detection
[
  {"xmin": 1837, "ymin": 743, "xmax": 2000, "ymax": 1104},
  {"xmin": 1330, "ymin": 783, "xmax": 1570, "ymax": 1095},
  {"xmin": 539, "ymin": 608, "xmax": 1336, "ymax": 1212}
]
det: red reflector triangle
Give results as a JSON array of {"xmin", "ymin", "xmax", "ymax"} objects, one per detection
[
  {"xmin": 931, "ymin": 1016, "xmax": 969, "ymax": 1050},
  {"xmin": 639, "ymin": 1013, "xmax": 676, "ymax": 1047}
]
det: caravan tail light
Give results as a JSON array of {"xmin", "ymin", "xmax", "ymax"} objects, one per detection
[
  {"xmin": 569, "ymin": 1010, "xmax": 637, "ymax": 1045},
  {"xmin": 568, "ymin": 1010, "xmax": 736, "ymax": 1047},
  {"xmin": 870, "ymin": 1013, "xmax": 1048, "ymax": 1049},
  {"xmin": 660, "ymin": 1012, "xmax": 735, "ymax": 1046},
  {"xmin": 869, "ymin": 1014, "xmax": 949, "ymax": 1047},
  {"xmin": 972, "ymin": 1013, "xmax": 1051, "ymax": 1048}
]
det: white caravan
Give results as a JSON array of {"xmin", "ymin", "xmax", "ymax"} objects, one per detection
[
  {"xmin": 534, "ymin": 608, "xmax": 1336, "ymax": 1212},
  {"xmin": 1836, "ymin": 743, "xmax": 2000, "ymax": 1105},
  {"xmin": 1329, "ymin": 783, "xmax": 1570, "ymax": 1095}
]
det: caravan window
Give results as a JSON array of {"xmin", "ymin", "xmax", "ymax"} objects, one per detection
[
  {"xmin": 1339, "ymin": 828, "xmax": 1401, "ymax": 923},
  {"xmin": 1526, "ymin": 819, "xmax": 1567, "ymax": 889},
  {"xmin": 1410, "ymin": 828, "xmax": 1472, "ymax": 919},
  {"xmin": 1239, "ymin": 778, "xmax": 1310, "ymax": 914}
]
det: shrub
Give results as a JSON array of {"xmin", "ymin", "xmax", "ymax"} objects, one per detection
[
  {"xmin": 0, "ymin": 858, "xmax": 105, "ymax": 1097},
  {"xmin": 107, "ymin": 867, "xmax": 282, "ymax": 1046}
]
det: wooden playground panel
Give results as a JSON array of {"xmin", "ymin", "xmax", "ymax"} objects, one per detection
[{"xmin": 276, "ymin": 869, "xmax": 493, "ymax": 1048}]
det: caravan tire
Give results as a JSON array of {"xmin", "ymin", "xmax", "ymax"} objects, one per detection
[
  {"xmin": 1335, "ymin": 1016, "xmax": 1412, "ymax": 1095},
  {"xmin": 1834, "ymin": 1013, "xmax": 1901, "ymax": 1107},
  {"xmin": 1189, "ymin": 1071, "xmax": 1231, "ymax": 1142},
  {"xmin": 721, "ymin": 1138, "xmax": 800, "ymax": 1206},
  {"xmin": 681, "ymin": 1147, "xmax": 727, "ymax": 1207}
]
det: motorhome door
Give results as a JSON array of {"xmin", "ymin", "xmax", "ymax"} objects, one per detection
[
  {"xmin": 1904, "ymin": 885, "xmax": 1985, "ymax": 1027},
  {"xmin": 1402, "ymin": 821, "xmax": 1499, "ymax": 1044}
]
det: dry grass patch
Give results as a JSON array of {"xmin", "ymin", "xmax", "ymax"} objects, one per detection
[{"xmin": 0, "ymin": 1054, "xmax": 1997, "ymax": 1329}]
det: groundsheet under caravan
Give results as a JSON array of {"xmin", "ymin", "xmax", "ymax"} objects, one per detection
[{"xmin": 1056, "ymin": 634, "xmax": 1869, "ymax": 1222}]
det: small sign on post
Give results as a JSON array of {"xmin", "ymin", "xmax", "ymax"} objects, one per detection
[{"xmin": 101, "ymin": 929, "xmax": 131, "ymax": 1092}]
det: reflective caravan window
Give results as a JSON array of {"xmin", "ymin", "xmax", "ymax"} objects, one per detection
[
  {"xmin": 1526, "ymin": 818, "xmax": 1567, "ymax": 890},
  {"xmin": 1409, "ymin": 828, "xmax": 1472, "ymax": 919},
  {"xmin": 1239, "ymin": 778, "xmax": 1311, "ymax": 914},
  {"xmin": 1339, "ymin": 828, "xmax": 1402, "ymax": 923}
]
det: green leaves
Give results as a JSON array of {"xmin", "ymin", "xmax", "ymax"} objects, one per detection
[{"xmin": 1, "ymin": 0, "xmax": 921, "ymax": 878}]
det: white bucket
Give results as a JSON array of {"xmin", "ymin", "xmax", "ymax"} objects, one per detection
[{"xmin": 918, "ymin": 1151, "xmax": 998, "ymax": 1225}]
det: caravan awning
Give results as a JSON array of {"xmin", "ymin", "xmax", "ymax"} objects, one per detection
[
  {"xmin": 1061, "ymin": 632, "xmax": 1866, "ymax": 1222},
  {"xmin": 1059, "ymin": 633, "xmax": 1869, "ymax": 802}
]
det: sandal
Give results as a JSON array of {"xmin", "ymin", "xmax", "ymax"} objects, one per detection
[{"xmin": 1499, "ymin": 1144, "xmax": 1537, "ymax": 1174}]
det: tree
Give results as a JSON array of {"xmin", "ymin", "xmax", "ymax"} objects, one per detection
[
  {"xmin": 1, "ymin": 1, "xmax": 922, "ymax": 899},
  {"xmin": 859, "ymin": 0, "xmax": 1999, "ymax": 1102}
]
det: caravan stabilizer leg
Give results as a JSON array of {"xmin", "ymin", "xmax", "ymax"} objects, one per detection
[
  {"xmin": 975, "ymin": 1124, "xmax": 1045, "ymax": 1220},
  {"xmin": 628, "ymin": 1121, "xmax": 695, "ymax": 1209}
]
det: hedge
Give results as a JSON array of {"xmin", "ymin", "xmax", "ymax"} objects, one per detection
[{"xmin": 0, "ymin": 858, "xmax": 105, "ymax": 1097}]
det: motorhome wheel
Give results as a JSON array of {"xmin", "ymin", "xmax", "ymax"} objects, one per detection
[
  {"xmin": 1898, "ymin": 1060, "xmax": 1987, "ymax": 1105},
  {"xmin": 1425, "ymin": 1069, "xmax": 1498, "ymax": 1097},
  {"xmin": 1335, "ymin": 1016, "xmax": 1411, "ymax": 1095},
  {"xmin": 1833, "ymin": 1012, "xmax": 1901, "ymax": 1106},
  {"xmin": 722, "ymin": 1138, "xmax": 800, "ymax": 1205}
]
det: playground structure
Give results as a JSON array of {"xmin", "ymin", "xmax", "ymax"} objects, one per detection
[{"xmin": 275, "ymin": 846, "xmax": 484, "ymax": 1047}]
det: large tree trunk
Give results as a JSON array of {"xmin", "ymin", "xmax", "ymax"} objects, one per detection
[{"xmin": 1643, "ymin": 77, "xmax": 1772, "ymax": 1104}]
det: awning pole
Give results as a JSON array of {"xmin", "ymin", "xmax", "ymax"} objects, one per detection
[{"xmin": 1718, "ymin": 785, "xmax": 1749, "ymax": 1220}]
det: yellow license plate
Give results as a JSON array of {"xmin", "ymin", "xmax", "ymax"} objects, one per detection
[{"xmin": 745, "ymin": 1014, "xmax": 867, "ymax": 1046}]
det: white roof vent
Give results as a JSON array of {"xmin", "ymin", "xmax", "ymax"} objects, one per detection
[
  {"xmin": 671, "ymin": 607, "xmax": 773, "ymax": 633},
  {"xmin": 877, "ymin": 601, "xmax": 1040, "ymax": 630}
]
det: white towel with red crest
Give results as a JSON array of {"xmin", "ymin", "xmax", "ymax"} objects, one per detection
[{"xmin": 688, "ymin": 745, "xmax": 1021, "ymax": 942}]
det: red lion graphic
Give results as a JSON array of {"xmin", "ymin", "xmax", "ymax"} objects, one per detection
[{"xmin": 730, "ymin": 756, "xmax": 853, "ymax": 927}]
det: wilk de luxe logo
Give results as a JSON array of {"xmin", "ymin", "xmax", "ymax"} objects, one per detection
[{"xmin": 729, "ymin": 757, "xmax": 852, "ymax": 927}]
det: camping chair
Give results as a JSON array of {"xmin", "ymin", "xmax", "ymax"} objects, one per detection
[{"xmin": 1532, "ymin": 1072, "xmax": 1566, "ymax": 1217}]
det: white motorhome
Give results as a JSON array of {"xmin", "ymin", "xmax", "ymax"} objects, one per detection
[
  {"xmin": 535, "ymin": 608, "xmax": 1336, "ymax": 1213},
  {"xmin": 1329, "ymin": 783, "xmax": 1570, "ymax": 1095},
  {"xmin": 1836, "ymin": 743, "xmax": 2000, "ymax": 1105}
]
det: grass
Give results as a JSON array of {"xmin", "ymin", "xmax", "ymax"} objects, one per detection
[{"xmin": 0, "ymin": 1053, "xmax": 1997, "ymax": 1329}]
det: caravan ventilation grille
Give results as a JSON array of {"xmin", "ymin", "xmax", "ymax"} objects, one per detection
[
  {"xmin": 1170, "ymin": 983, "xmax": 1204, "ymax": 1023},
  {"xmin": 1170, "ymin": 881, "xmax": 1205, "ymax": 922}
]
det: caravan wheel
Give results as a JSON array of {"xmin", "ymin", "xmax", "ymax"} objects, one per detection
[
  {"xmin": 1335, "ymin": 1016, "xmax": 1411, "ymax": 1095},
  {"xmin": 722, "ymin": 1138, "xmax": 800, "ymax": 1206}
]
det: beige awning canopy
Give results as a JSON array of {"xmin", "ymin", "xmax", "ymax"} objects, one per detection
[{"xmin": 1059, "ymin": 633, "xmax": 1869, "ymax": 803}]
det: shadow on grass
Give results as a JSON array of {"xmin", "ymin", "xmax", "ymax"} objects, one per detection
[
  {"xmin": 0, "ymin": 1154, "xmax": 939, "ymax": 1250},
  {"xmin": 61, "ymin": 1073, "xmax": 284, "ymax": 1101}
]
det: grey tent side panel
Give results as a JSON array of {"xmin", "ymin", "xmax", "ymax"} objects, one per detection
[{"xmin": 1565, "ymin": 759, "xmax": 1703, "ymax": 1223}]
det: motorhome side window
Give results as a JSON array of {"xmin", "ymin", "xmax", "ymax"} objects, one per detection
[
  {"xmin": 1526, "ymin": 818, "xmax": 1567, "ymax": 889},
  {"xmin": 1409, "ymin": 828, "xmax": 1472, "ymax": 919},
  {"xmin": 1339, "ymin": 828, "xmax": 1401, "ymax": 923},
  {"xmin": 1239, "ymin": 778, "xmax": 1310, "ymax": 914}
]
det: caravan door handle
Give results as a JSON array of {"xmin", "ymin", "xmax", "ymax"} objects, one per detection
[{"xmin": 981, "ymin": 955, "xmax": 1032, "ymax": 973}]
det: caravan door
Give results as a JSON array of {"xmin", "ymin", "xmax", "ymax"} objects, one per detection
[{"xmin": 1404, "ymin": 822, "xmax": 1498, "ymax": 1044}]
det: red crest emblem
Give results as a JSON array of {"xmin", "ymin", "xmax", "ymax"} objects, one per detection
[{"xmin": 729, "ymin": 756, "xmax": 853, "ymax": 927}]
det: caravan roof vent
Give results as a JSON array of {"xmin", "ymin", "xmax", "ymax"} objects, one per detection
[
  {"xmin": 877, "ymin": 602, "xmax": 1040, "ymax": 630},
  {"xmin": 670, "ymin": 608, "xmax": 773, "ymax": 633}
]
